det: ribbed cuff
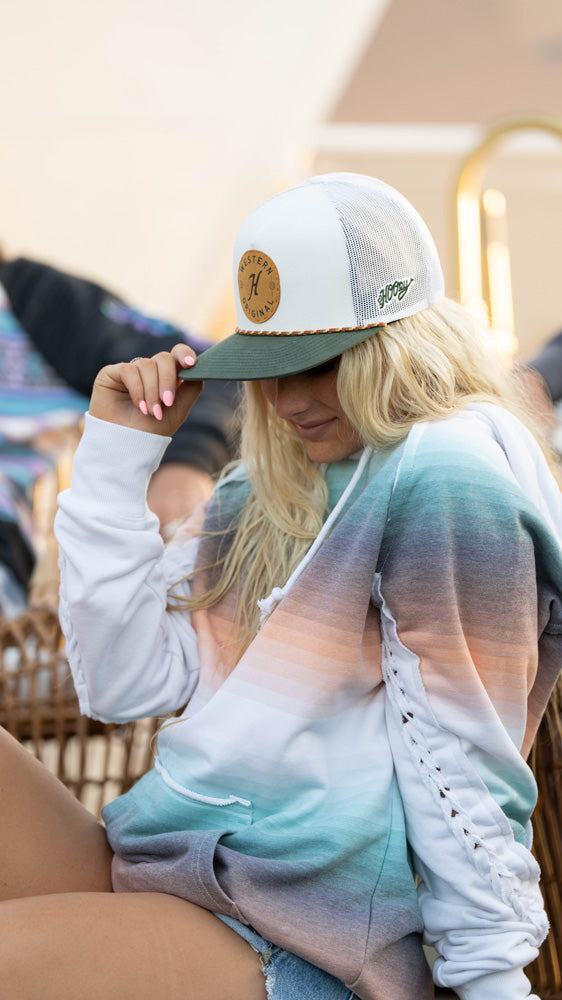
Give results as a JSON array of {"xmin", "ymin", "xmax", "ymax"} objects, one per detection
[
  {"xmin": 455, "ymin": 967, "xmax": 537, "ymax": 1000},
  {"xmin": 67, "ymin": 413, "xmax": 171, "ymax": 517}
]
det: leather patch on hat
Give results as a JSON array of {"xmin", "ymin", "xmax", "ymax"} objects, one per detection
[{"xmin": 238, "ymin": 250, "xmax": 280, "ymax": 324}]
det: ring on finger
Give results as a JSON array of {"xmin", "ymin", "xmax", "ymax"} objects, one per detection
[{"xmin": 130, "ymin": 357, "xmax": 145, "ymax": 364}]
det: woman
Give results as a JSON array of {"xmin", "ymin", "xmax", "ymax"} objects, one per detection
[{"xmin": 1, "ymin": 173, "xmax": 560, "ymax": 1000}]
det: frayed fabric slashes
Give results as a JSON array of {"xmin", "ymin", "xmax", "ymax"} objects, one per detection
[{"xmin": 258, "ymin": 946, "xmax": 278, "ymax": 1000}]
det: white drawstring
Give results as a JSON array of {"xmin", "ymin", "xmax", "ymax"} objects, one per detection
[{"xmin": 257, "ymin": 447, "xmax": 373, "ymax": 628}]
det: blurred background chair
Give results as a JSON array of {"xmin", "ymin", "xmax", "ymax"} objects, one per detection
[
  {"xmin": 0, "ymin": 606, "xmax": 159, "ymax": 817},
  {"xmin": 0, "ymin": 432, "xmax": 159, "ymax": 819},
  {"xmin": 528, "ymin": 685, "xmax": 562, "ymax": 998}
]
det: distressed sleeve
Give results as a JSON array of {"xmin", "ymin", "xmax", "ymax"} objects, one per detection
[
  {"xmin": 375, "ymin": 420, "xmax": 562, "ymax": 1000},
  {"xmin": 54, "ymin": 414, "xmax": 202, "ymax": 722}
]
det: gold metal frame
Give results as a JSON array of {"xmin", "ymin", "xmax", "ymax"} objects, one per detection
[{"xmin": 456, "ymin": 114, "xmax": 562, "ymax": 360}]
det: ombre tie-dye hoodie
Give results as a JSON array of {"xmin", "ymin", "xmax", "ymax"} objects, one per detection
[{"xmin": 56, "ymin": 402, "xmax": 562, "ymax": 1000}]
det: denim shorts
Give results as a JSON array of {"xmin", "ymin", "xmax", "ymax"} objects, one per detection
[{"xmin": 215, "ymin": 913, "xmax": 358, "ymax": 1000}]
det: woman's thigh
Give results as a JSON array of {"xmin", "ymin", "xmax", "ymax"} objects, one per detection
[
  {"xmin": 0, "ymin": 891, "xmax": 267, "ymax": 1000},
  {"xmin": 0, "ymin": 725, "xmax": 113, "ymax": 899}
]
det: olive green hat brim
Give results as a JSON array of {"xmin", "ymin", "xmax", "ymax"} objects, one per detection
[{"xmin": 178, "ymin": 325, "xmax": 385, "ymax": 382}]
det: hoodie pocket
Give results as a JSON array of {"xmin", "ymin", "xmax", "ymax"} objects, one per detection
[
  {"xmin": 104, "ymin": 763, "xmax": 254, "ymax": 918},
  {"xmin": 153, "ymin": 755, "xmax": 253, "ymax": 825}
]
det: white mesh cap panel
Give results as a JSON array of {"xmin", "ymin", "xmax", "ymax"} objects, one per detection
[{"xmin": 320, "ymin": 174, "xmax": 444, "ymax": 325}]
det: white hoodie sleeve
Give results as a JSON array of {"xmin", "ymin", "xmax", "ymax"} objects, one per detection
[
  {"xmin": 374, "ymin": 415, "xmax": 562, "ymax": 1000},
  {"xmin": 55, "ymin": 413, "xmax": 202, "ymax": 722}
]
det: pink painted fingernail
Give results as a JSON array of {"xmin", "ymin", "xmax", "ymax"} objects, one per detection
[
  {"xmin": 152, "ymin": 403, "xmax": 163, "ymax": 421},
  {"xmin": 183, "ymin": 356, "xmax": 196, "ymax": 367},
  {"xmin": 163, "ymin": 390, "xmax": 174, "ymax": 407},
  {"xmin": 139, "ymin": 400, "xmax": 148, "ymax": 415}
]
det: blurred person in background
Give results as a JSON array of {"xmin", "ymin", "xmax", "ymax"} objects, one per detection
[
  {"xmin": 0, "ymin": 254, "xmax": 238, "ymax": 616},
  {"xmin": 517, "ymin": 329, "xmax": 562, "ymax": 453}
]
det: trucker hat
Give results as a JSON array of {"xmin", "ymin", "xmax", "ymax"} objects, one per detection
[{"xmin": 179, "ymin": 172, "xmax": 444, "ymax": 381}]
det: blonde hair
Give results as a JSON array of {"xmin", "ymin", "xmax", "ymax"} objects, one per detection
[{"xmin": 172, "ymin": 297, "xmax": 557, "ymax": 656}]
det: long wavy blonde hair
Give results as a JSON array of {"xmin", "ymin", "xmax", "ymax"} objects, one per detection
[{"xmin": 171, "ymin": 297, "xmax": 557, "ymax": 656}]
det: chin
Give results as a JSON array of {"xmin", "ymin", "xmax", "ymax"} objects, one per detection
[{"xmin": 304, "ymin": 442, "xmax": 360, "ymax": 464}]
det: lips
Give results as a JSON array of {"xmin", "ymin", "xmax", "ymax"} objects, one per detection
[{"xmin": 293, "ymin": 417, "xmax": 337, "ymax": 441}]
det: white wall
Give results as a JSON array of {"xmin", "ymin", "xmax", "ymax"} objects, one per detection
[{"xmin": 0, "ymin": 0, "xmax": 387, "ymax": 335}]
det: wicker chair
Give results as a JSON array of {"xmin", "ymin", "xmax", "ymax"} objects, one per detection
[
  {"xmin": 0, "ymin": 606, "xmax": 159, "ymax": 817},
  {"xmin": 527, "ymin": 684, "xmax": 562, "ymax": 999},
  {"xmin": 0, "ymin": 433, "xmax": 159, "ymax": 817}
]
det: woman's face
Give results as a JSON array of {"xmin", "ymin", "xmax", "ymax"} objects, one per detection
[{"xmin": 259, "ymin": 358, "xmax": 362, "ymax": 463}]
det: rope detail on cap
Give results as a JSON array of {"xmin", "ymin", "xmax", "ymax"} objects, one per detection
[{"xmin": 236, "ymin": 323, "xmax": 386, "ymax": 337}]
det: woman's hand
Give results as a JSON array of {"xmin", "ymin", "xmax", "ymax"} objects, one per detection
[{"xmin": 89, "ymin": 345, "xmax": 203, "ymax": 437}]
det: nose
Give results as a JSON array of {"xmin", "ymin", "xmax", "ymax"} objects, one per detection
[{"xmin": 262, "ymin": 375, "xmax": 312, "ymax": 419}]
